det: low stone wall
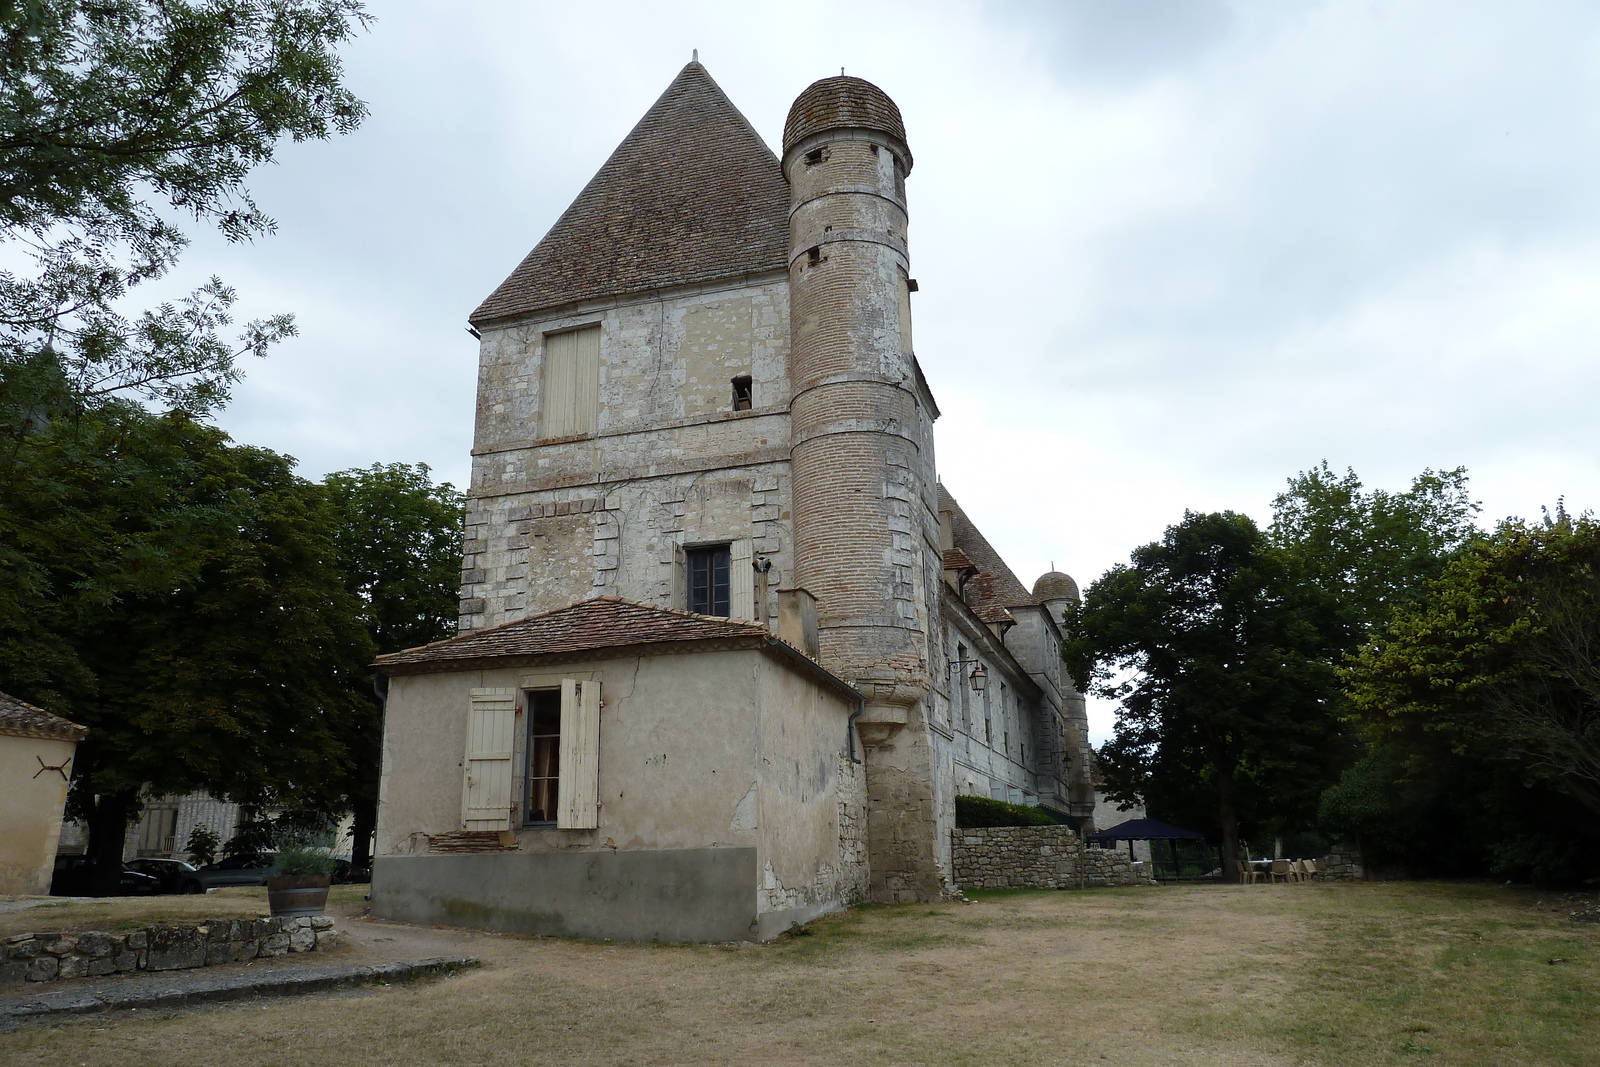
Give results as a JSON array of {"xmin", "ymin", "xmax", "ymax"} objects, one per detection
[
  {"xmin": 951, "ymin": 826, "xmax": 1155, "ymax": 890},
  {"xmin": 1315, "ymin": 843, "xmax": 1365, "ymax": 881},
  {"xmin": 2, "ymin": 915, "xmax": 339, "ymax": 985}
]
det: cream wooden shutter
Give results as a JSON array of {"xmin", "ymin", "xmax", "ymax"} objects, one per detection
[
  {"xmin": 572, "ymin": 325, "xmax": 600, "ymax": 434},
  {"xmin": 462, "ymin": 688, "xmax": 517, "ymax": 831},
  {"xmin": 730, "ymin": 538, "xmax": 756, "ymax": 620},
  {"xmin": 543, "ymin": 325, "xmax": 600, "ymax": 438},
  {"xmin": 557, "ymin": 678, "xmax": 601, "ymax": 829}
]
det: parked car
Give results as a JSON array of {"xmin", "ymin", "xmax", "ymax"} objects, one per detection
[
  {"xmin": 332, "ymin": 857, "xmax": 370, "ymax": 885},
  {"xmin": 50, "ymin": 855, "xmax": 163, "ymax": 897},
  {"xmin": 177, "ymin": 852, "xmax": 277, "ymax": 894},
  {"xmin": 125, "ymin": 857, "xmax": 201, "ymax": 894}
]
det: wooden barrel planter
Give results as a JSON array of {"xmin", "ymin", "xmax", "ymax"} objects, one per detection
[{"xmin": 266, "ymin": 874, "xmax": 331, "ymax": 918}]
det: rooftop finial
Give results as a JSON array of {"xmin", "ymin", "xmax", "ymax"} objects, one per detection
[
  {"xmin": 693, "ymin": 49, "xmax": 699, "ymax": 63},
  {"xmin": 841, "ymin": 66, "xmax": 845, "ymax": 76}
]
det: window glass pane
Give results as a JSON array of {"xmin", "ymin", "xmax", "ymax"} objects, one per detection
[
  {"xmin": 526, "ymin": 690, "xmax": 561, "ymax": 824},
  {"xmin": 687, "ymin": 545, "xmax": 732, "ymax": 616},
  {"xmin": 711, "ymin": 547, "xmax": 730, "ymax": 617}
]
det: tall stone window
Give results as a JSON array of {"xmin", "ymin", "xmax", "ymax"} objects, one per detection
[
  {"xmin": 524, "ymin": 689, "xmax": 561, "ymax": 825},
  {"xmin": 542, "ymin": 324, "xmax": 600, "ymax": 438},
  {"xmin": 687, "ymin": 544, "xmax": 731, "ymax": 616}
]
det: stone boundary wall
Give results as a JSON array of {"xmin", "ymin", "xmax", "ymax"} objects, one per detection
[
  {"xmin": 2, "ymin": 915, "xmax": 339, "ymax": 985},
  {"xmin": 1314, "ymin": 843, "xmax": 1365, "ymax": 881},
  {"xmin": 952, "ymin": 827, "xmax": 1155, "ymax": 890}
]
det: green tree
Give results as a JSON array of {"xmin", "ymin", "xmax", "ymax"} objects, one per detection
[
  {"xmin": 1342, "ymin": 510, "xmax": 1600, "ymax": 882},
  {"xmin": 1270, "ymin": 463, "xmax": 1480, "ymax": 637},
  {"xmin": 1, "ymin": 405, "xmax": 375, "ymax": 894},
  {"xmin": 321, "ymin": 463, "xmax": 464, "ymax": 867},
  {"xmin": 1067, "ymin": 511, "xmax": 1346, "ymax": 880},
  {"xmin": 1, "ymin": 0, "xmax": 370, "ymax": 416}
]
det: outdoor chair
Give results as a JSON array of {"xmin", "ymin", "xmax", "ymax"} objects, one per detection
[
  {"xmin": 1238, "ymin": 862, "xmax": 1261, "ymax": 885},
  {"xmin": 1291, "ymin": 859, "xmax": 1310, "ymax": 882},
  {"xmin": 1302, "ymin": 858, "xmax": 1318, "ymax": 880},
  {"xmin": 1269, "ymin": 859, "xmax": 1292, "ymax": 883}
]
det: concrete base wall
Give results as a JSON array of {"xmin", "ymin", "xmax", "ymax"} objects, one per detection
[{"xmin": 373, "ymin": 848, "xmax": 759, "ymax": 943}]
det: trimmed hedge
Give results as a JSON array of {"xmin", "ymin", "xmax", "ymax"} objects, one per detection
[{"xmin": 955, "ymin": 794, "xmax": 1057, "ymax": 828}]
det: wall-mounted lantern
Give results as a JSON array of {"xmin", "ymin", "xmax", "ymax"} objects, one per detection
[{"xmin": 949, "ymin": 656, "xmax": 988, "ymax": 693}]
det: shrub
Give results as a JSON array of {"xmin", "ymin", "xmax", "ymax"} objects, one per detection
[
  {"xmin": 185, "ymin": 824, "xmax": 222, "ymax": 866},
  {"xmin": 273, "ymin": 843, "xmax": 340, "ymax": 877},
  {"xmin": 955, "ymin": 794, "xmax": 1057, "ymax": 828}
]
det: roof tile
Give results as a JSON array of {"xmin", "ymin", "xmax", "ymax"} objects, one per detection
[
  {"xmin": 938, "ymin": 484, "xmax": 1038, "ymax": 623},
  {"xmin": 471, "ymin": 63, "xmax": 790, "ymax": 326},
  {"xmin": 376, "ymin": 596, "xmax": 772, "ymax": 671},
  {"xmin": 0, "ymin": 691, "xmax": 87, "ymax": 741}
]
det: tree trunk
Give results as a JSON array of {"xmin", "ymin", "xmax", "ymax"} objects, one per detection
[
  {"xmin": 86, "ymin": 791, "xmax": 136, "ymax": 896},
  {"xmin": 1216, "ymin": 767, "xmax": 1240, "ymax": 883}
]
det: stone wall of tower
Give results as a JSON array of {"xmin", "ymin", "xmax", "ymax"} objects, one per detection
[
  {"xmin": 462, "ymin": 276, "xmax": 795, "ymax": 629},
  {"xmin": 783, "ymin": 110, "xmax": 945, "ymax": 901}
]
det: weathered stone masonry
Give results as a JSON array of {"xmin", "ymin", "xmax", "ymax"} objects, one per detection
[
  {"xmin": 1, "ymin": 916, "xmax": 339, "ymax": 985},
  {"xmin": 951, "ymin": 826, "xmax": 1154, "ymax": 890}
]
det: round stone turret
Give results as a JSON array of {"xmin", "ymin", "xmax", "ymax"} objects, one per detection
[
  {"xmin": 782, "ymin": 73, "xmax": 944, "ymax": 902},
  {"xmin": 1032, "ymin": 571, "xmax": 1080, "ymax": 603},
  {"xmin": 783, "ymin": 76, "xmax": 912, "ymax": 174},
  {"xmin": 1034, "ymin": 570, "xmax": 1080, "ymax": 629}
]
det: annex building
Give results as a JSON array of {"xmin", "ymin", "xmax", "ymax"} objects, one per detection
[{"xmin": 371, "ymin": 62, "xmax": 1096, "ymax": 941}]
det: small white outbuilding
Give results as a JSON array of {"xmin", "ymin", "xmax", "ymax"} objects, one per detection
[{"xmin": 0, "ymin": 691, "xmax": 86, "ymax": 895}]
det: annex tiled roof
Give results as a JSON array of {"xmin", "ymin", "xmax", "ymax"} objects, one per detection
[
  {"xmin": 938, "ymin": 484, "xmax": 1039, "ymax": 624},
  {"xmin": 941, "ymin": 548, "xmax": 977, "ymax": 574},
  {"xmin": 376, "ymin": 596, "xmax": 774, "ymax": 672},
  {"xmin": 782, "ymin": 75, "xmax": 912, "ymax": 171},
  {"xmin": 471, "ymin": 63, "xmax": 790, "ymax": 326},
  {"xmin": 0, "ymin": 691, "xmax": 87, "ymax": 741}
]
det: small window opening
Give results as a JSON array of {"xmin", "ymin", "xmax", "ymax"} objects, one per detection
[
  {"xmin": 804, "ymin": 147, "xmax": 824, "ymax": 166},
  {"xmin": 525, "ymin": 689, "xmax": 561, "ymax": 825},
  {"xmin": 806, "ymin": 246, "xmax": 821, "ymax": 267},
  {"xmin": 688, "ymin": 544, "xmax": 731, "ymax": 616},
  {"xmin": 731, "ymin": 375, "xmax": 753, "ymax": 411}
]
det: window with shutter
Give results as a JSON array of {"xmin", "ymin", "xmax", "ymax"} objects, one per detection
[
  {"xmin": 463, "ymin": 688, "xmax": 518, "ymax": 831},
  {"xmin": 542, "ymin": 324, "xmax": 600, "ymax": 438},
  {"xmin": 524, "ymin": 689, "xmax": 561, "ymax": 824},
  {"xmin": 557, "ymin": 678, "xmax": 601, "ymax": 829},
  {"xmin": 687, "ymin": 544, "xmax": 730, "ymax": 616}
]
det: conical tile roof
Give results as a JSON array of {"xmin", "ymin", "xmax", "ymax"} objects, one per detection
[{"xmin": 471, "ymin": 63, "xmax": 790, "ymax": 327}]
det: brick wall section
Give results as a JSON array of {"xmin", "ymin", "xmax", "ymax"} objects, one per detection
[
  {"xmin": 2, "ymin": 916, "xmax": 338, "ymax": 985},
  {"xmin": 951, "ymin": 827, "xmax": 1155, "ymax": 890}
]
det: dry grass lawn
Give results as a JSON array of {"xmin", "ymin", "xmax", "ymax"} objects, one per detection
[
  {"xmin": 0, "ymin": 886, "xmax": 370, "ymax": 938},
  {"xmin": 3, "ymin": 881, "xmax": 1595, "ymax": 1066}
]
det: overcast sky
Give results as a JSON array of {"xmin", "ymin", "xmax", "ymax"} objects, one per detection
[{"xmin": 175, "ymin": 1, "xmax": 1600, "ymax": 740}]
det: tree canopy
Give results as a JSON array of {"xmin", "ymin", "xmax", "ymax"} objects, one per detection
[
  {"xmin": 1, "ymin": 0, "xmax": 370, "ymax": 415},
  {"xmin": 1337, "ymin": 510, "xmax": 1600, "ymax": 882},
  {"xmin": 1068, "ymin": 510, "xmax": 1345, "ymax": 879},
  {"xmin": 0, "ymin": 0, "xmax": 372, "ymax": 892},
  {"xmin": 1269, "ymin": 462, "xmax": 1480, "ymax": 638},
  {"xmin": 0, "ymin": 405, "xmax": 375, "ymax": 891},
  {"xmin": 321, "ymin": 462, "xmax": 464, "ymax": 866}
]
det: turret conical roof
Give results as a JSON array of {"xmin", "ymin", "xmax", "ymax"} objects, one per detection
[{"xmin": 471, "ymin": 63, "xmax": 790, "ymax": 326}]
